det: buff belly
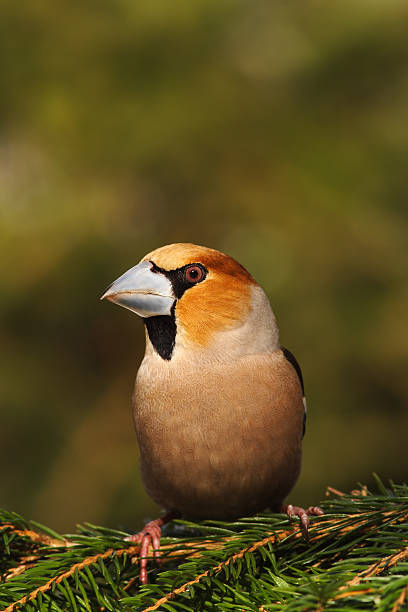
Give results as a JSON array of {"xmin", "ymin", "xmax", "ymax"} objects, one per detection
[{"xmin": 133, "ymin": 353, "xmax": 304, "ymax": 520}]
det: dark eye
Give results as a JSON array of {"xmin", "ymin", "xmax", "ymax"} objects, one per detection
[{"xmin": 185, "ymin": 265, "xmax": 204, "ymax": 284}]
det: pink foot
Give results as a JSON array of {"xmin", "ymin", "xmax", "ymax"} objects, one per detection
[
  {"xmin": 125, "ymin": 512, "xmax": 176, "ymax": 584},
  {"xmin": 280, "ymin": 504, "xmax": 323, "ymax": 541}
]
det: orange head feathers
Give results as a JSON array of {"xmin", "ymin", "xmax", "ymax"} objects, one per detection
[
  {"xmin": 102, "ymin": 243, "xmax": 279, "ymax": 359},
  {"xmin": 142, "ymin": 244, "xmax": 256, "ymax": 348}
]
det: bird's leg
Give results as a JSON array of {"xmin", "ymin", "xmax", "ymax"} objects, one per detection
[
  {"xmin": 125, "ymin": 511, "xmax": 178, "ymax": 584},
  {"xmin": 280, "ymin": 504, "xmax": 323, "ymax": 541}
]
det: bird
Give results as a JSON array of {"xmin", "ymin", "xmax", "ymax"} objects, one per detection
[{"xmin": 101, "ymin": 243, "xmax": 322, "ymax": 583}]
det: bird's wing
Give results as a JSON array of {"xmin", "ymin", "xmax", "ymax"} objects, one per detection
[{"xmin": 281, "ymin": 347, "xmax": 307, "ymax": 438}]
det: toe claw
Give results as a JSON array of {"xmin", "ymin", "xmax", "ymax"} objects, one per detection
[
  {"xmin": 124, "ymin": 533, "xmax": 142, "ymax": 543},
  {"xmin": 307, "ymin": 505, "xmax": 324, "ymax": 516},
  {"xmin": 298, "ymin": 510, "xmax": 310, "ymax": 542},
  {"xmin": 285, "ymin": 504, "xmax": 295, "ymax": 520},
  {"xmin": 139, "ymin": 536, "xmax": 149, "ymax": 584}
]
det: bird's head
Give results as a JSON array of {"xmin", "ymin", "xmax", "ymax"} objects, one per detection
[{"xmin": 101, "ymin": 243, "xmax": 279, "ymax": 360}]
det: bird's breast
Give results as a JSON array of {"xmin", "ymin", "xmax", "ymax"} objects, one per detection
[{"xmin": 133, "ymin": 350, "xmax": 304, "ymax": 519}]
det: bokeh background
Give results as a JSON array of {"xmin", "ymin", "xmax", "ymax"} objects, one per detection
[{"xmin": 1, "ymin": 0, "xmax": 408, "ymax": 534}]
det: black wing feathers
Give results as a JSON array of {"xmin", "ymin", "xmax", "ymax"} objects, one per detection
[
  {"xmin": 281, "ymin": 347, "xmax": 304, "ymax": 395},
  {"xmin": 281, "ymin": 346, "xmax": 306, "ymax": 438}
]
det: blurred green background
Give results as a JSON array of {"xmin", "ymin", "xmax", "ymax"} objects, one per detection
[{"xmin": 1, "ymin": 0, "xmax": 407, "ymax": 534}]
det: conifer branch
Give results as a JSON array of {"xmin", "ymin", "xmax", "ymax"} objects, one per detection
[
  {"xmin": 141, "ymin": 531, "xmax": 294, "ymax": 612},
  {"xmin": 1, "ymin": 479, "xmax": 408, "ymax": 611}
]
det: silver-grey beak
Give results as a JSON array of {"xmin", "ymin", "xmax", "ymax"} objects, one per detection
[{"xmin": 101, "ymin": 260, "xmax": 175, "ymax": 317}]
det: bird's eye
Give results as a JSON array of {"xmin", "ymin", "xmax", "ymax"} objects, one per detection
[{"xmin": 185, "ymin": 265, "xmax": 204, "ymax": 284}]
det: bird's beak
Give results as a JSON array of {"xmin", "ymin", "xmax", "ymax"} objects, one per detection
[{"xmin": 100, "ymin": 261, "xmax": 175, "ymax": 318}]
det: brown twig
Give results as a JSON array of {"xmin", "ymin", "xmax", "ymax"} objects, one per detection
[
  {"xmin": 392, "ymin": 583, "xmax": 408, "ymax": 612},
  {"xmin": 333, "ymin": 544, "xmax": 408, "ymax": 602},
  {"xmin": 325, "ymin": 486, "xmax": 346, "ymax": 497},
  {"xmin": 1, "ymin": 524, "xmax": 71, "ymax": 584},
  {"xmin": 0, "ymin": 524, "xmax": 67, "ymax": 548}
]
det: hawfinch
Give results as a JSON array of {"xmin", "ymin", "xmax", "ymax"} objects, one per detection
[{"xmin": 102, "ymin": 243, "xmax": 322, "ymax": 583}]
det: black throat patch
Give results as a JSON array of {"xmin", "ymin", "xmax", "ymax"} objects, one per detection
[
  {"xmin": 144, "ymin": 261, "xmax": 207, "ymax": 360},
  {"xmin": 144, "ymin": 310, "xmax": 177, "ymax": 360}
]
